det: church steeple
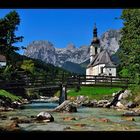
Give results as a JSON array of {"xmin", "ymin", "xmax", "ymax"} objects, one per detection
[
  {"xmin": 93, "ymin": 23, "xmax": 97, "ymax": 38},
  {"xmin": 90, "ymin": 23, "xmax": 100, "ymax": 63},
  {"xmin": 91, "ymin": 23, "xmax": 99, "ymax": 45}
]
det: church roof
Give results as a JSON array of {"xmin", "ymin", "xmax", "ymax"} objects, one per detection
[{"xmin": 87, "ymin": 49, "xmax": 116, "ymax": 68}]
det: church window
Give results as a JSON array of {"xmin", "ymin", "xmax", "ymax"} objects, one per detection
[
  {"xmin": 109, "ymin": 73, "xmax": 112, "ymax": 76},
  {"xmin": 101, "ymin": 67, "xmax": 103, "ymax": 73}
]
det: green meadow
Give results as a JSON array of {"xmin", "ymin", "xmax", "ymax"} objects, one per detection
[{"xmin": 67, "ymin": 86, "xmax": 122, "ymax": 100}]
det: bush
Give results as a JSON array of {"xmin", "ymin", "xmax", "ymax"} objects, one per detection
[{"xmin": 21, "ymin": 60, "xmax": 35, "ymax": 74}]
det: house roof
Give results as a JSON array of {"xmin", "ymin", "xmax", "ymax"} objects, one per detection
[
  {"xmin": 87, "ymin": 49, "xmax": 116, "ymax": 68},
  {"xmin": 0, "ymin": 54, "xmax": 6, "ymax": 62}
]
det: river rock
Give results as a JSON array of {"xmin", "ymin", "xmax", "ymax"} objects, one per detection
[
  {"xmin": 9, "ymin": 117, "xmax": 19, "ymax": 120},
  {"xmin": 16, "ymin": 119, "xmax": 32, "ymax": 124},
  {"xmin": 74, "ymin": 123, "xmax": 86, "ymax": 127},
  {"xmin": 65, "ymin": 104, "xmax": 77, "ymax": 112},
  {"xmin": 8, "ymin": 121, "xmax": 19, "ymax": 131},
  {"xmin": 53, "ymin": 100, "xmax": 77, "ymax": 113},
  {"xmin": 63, "ymin": 117, "xmax": 76, "ymax": 121},
  {"xmin": 106, "ymin": 90, "xmax": 125, "ymax": 108},
  {"xmin": 0, "ymin": 107, "xmax": 5, "ymax": 111},
  {"xmin": 122, "ymin": 111, "xmax": 140, "ymax": 116},
  {"xmin": 72, "ymin": 96, "xmax": 89, "ymax": 107},
  {"xmin": 122, "ymin": 90, "xmax": 132, "ymax": 99},
  {"xmin": 82, "ymin": 100, "xmax": 98, "ymax": 107},
  {"xmin": 37, "ymin": 112, "xmax": 54, "ymax": 122},
  {"xmin": 97, "ymin": 100, "xmax": 110, "ymax": 107},
  {"xmin": 74, "ymin": 96, "xmax": 89, "ymax": 105},
  {"xmin": 21, "ymin": 99, "xmax": 29, "ymax": 104},
  {"xmin": 0, "ymin": 99, "xmax": 5, "ymax": 106},
  {"xmin": 0, "ymin": 114, "xmax": 7, "ymax": 120},
  {"xmin": 11, "ymin": 101, "xmax": 21, "ymax": 109},
  {"xmin": 63, "ymin": 126, "xmax": 71, "ymax": 130},
  {"xmin": 132, "ymin": 107, "xmax": 140, "ymax": 114},
  {"xmin": 99, "ymin": 118, "xmax": 111, "ymax": 123},
  {"xmin": 30, "ymin": 115, "xmax": 36, "ymax": 118},
  {"xmin": 116, "ymin": 101, "xmax": 126, "ymax": 109},
  {"xmin": 4, "ymin": 107, "xmax": 14, "ymax": 111},
  {"xmin": 126, "ymin": 101, "xmax": 137, "ymax": 108}
]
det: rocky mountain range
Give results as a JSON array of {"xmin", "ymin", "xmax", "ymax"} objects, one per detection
[
  {"xmin": 100, "ymin": 29, "xmax": 121, "ymax": 54},
  {"xmin": 24, "ymin": 29, "xmax": 121, "ymax": 74}
]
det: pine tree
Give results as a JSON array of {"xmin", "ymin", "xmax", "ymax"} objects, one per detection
[{"xmin": 0, "ymin": 10, "xmax": 23, "ymax": 65}]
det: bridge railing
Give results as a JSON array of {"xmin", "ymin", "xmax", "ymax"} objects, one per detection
[
  {"xmin": 66, "ymin": 75, "xmax": 129, "ymax": 88},
  {"xmin": 0, "ymin": 73, "xmax": 130, "ymax": 89}
]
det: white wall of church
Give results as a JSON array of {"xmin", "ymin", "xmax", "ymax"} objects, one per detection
[
  {"xmin": 86, "ymin": 64, "xmax": 105, "ymax": 76},
  {"xmin": 86, "ymin": 64, "xmax": 116, "ymax": 77},
  {"xmin": 86, "ymin": 67, "xmax": 93, "ymax": 75},
  {"xmin": 103, "ymin": 68, "xmax": 116, "ymax": 76}
]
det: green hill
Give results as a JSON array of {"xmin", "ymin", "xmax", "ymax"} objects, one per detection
[{"xmin": 62, "ymin": 61, "xmax": 86, "ymax": 75}]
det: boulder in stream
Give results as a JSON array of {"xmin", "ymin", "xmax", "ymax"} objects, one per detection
[
  {"xmin": 126, "ymin": 101, "xmax": 137, "ymax": 108},
  {"xmin": 97, "ymin": 100, "xmax": 110, "ymax": 107},
  {"xmin": 106, "ymin": 90, "xmax": 125, "ymax": 108},
  {"xmin": 37, "ymin": 112, "xmax": 54, "ymax": 122},
  {"xmin": 11, "ymin": 101, "xmax": 21, "ymax": 109},
  {"xmin": 116, "ymin": 101, "xmax": 126, "ymax": 109},
  {"xmin": 82, "ymin": 100, "xmax": 98, "ymax": 107},
  {"xmin": 53, "ymin": 100, "xmax": 77, "ymax": 113},
  {"xmin": 122, "ymin": 111, "xmax": 140, "ymax": 117}
]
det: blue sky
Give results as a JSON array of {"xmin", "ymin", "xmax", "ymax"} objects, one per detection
[{"xmin": 0, "ymin": 9, "xmax": 123, "ymax": 54}]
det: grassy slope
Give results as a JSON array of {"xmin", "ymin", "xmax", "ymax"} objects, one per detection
[
  {"xmin": 67, "ymin": 86, "xmax": 122, "ymax": 100},
  {"xmin": 0, "ymin": 89, "xmax": 21, "ymax": 102}
]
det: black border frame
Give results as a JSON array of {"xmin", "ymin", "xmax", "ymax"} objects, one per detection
[{"xmin": 0, "ymin": 0, "xmax": 140, "ymax": 8}]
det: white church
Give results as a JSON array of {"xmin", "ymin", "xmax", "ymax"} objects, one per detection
[{"xmin": 86, "ymin": 24, "xmax": 116, "ymax": 77}]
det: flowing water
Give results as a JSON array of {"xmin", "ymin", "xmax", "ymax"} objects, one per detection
[{"xmin": 1, "ymin": 101, "xmax": 140, "ymax": 131}]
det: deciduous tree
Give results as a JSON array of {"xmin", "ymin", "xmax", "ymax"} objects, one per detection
[{"xmin": 119, "ymin": 9, "xmax": 140, "ymax": 84}]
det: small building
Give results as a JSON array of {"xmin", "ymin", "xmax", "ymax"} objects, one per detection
[
  {"xmin": 0, "ymin": 54, "xmax": 6, "ymax": 68},
  {"xmin": 86, "ymin": 24, "xmax": 116, "ymax": 77}
]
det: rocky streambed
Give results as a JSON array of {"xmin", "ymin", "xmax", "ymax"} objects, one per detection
[
  {"xmin": 1, "ymin": 103, "xmax": 140, "ymax": 131},
  {"xmin": 1, "ymin": 90, "xmax": 140, "ymax": 131}
]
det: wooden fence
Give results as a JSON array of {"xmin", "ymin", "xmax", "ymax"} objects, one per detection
[{"xmin": 0, "ymin": 74, "xmax": 129, "ymax": 89}]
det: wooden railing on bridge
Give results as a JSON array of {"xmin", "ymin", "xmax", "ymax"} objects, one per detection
[
  {"xmin": 0, "ymin": 74, "xmax": 130, "ymax": 89},
  {"xmin": 67, "ymin": 75, "xmax": 129, "ymax": 88}
]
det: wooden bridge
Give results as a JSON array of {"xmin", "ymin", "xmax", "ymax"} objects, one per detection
[{"xmin": 0, "ymin": 73, "xmax": 130, "ymax": 104}]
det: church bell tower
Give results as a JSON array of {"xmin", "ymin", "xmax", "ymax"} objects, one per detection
[{"xmin": 90, "ymin": 23, "xmax": 100, "ymax": 63}]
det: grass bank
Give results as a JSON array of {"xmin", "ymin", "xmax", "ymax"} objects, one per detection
[
  {"xmin": 67, "ymin": 86, "xmax": 122, "ymax": 100},
  {"xmin": 0, "ymin": 89, "xmax": 22, "ymax": 102}
]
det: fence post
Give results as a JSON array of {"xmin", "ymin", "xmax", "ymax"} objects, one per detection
[
  {"xmin": 59, "ymin": 84, "xmax": 67, "ymax": 105},
  {"xmin": 95, "ymin": 76, "xmax": 96, "ymax": 85},
  {"xmin": 111, "ymin": 76, "xmax": 112, "ymax": 87},
  {"xmin": 77, "ymin": 75, "xmax": 81, "ymax": 91}
]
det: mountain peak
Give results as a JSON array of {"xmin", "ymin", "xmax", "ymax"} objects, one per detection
[{"xmin": 66, "ymin": 43, "xmax": 76, "ymax": 50}]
